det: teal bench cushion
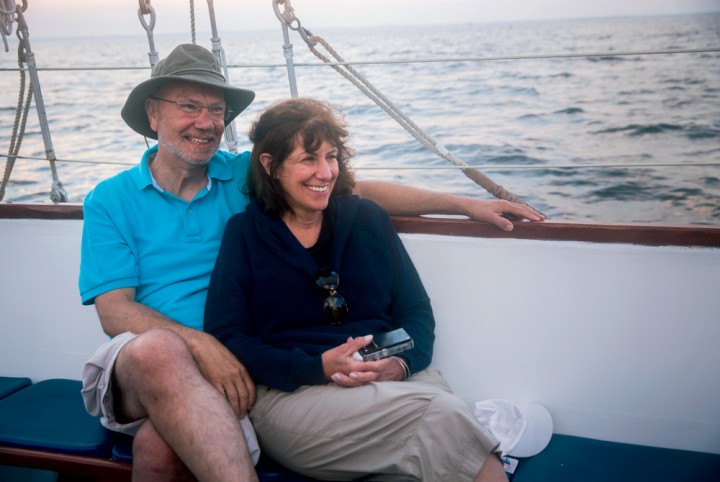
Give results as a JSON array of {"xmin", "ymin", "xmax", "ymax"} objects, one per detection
[
  {"xmin": 0, "ymin": 377, "xmax": 31, "ymax": 400},
  {"xmin": 111, "ymin": 433, "xmax": 134, "ymax": 463},
  {"xmin": 0, "ymin": 378, "xmax": 114, "ymax": 457},
  {"xmin": 512, "ymin": 434, "xmax": 720, "ymax": 482}
]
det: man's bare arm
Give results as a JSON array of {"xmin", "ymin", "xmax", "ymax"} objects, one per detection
[{"xmin": 353, "ymin": 179, "xmax": 544, "ymax": 231}]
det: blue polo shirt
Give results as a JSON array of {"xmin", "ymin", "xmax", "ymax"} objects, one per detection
[{"xmin": 79, "ymin": 145, "xmax": 250, "ymax": 331}]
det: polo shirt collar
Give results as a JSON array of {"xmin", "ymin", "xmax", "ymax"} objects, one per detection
[{"xmin": 133, "ymin": 145, "xmax": 233, "ymax": 192}]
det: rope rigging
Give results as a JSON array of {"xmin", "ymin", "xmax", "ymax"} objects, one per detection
[
  {"xmin": 0, "ymin": 40, "xmax": 31, "ymax": 202},
  {"xmin": 0, "ymin": 0, "xmax": 67, "ymax": 202},
  {"xmin": 137, "ymin": 0, "xmax": 159, "ymax": 67},
  {"xmin": 205, "ymin": 0, "xmax": 239, "ymax": 153},
  {"xmin": 272, "ymin": 0, "xmax": 540, "ymax": 213},
  {"xmin": 189, "ymin": 0, "xmax": 196, "ymax": 45},
  {"xmin": 1, "ymin": 0, "xmax": 22, "ymax": 52}
]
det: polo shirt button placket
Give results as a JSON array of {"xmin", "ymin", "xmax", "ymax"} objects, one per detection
[{"xmin": 184, "ymin": 202, "xmax": 202, "ymax": 242}]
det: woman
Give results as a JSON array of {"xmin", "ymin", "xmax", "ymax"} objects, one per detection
[{"xmin": 205, "ymin": 98, "xmax": 505, "ymax": 481}]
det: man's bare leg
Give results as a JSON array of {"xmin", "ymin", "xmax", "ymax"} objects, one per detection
[
  {"xmin": 132, "ymin": 420, "xmax": 194, "ymax": 481},
  {"xmin": 114, "ymin": 329, "xmax": 258, "ymax": 482}
]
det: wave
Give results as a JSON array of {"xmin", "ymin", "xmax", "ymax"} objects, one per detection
[
  {"xmin": 587, "ymin": 55, "xmax": 642, "ymax": 63},
  {"xmin": 687, "ymin": 125, "xmax": 720, "ymax": 140},
  {"xmin": 483, "ymin": 154, "xmax": 544, "ymax": 165},
  {"xmin": 554, "ymin": 107, "xmax": 584, "ymax": 115},
  {"xmin": 657, "ymin": 187, "xmax": 704, "ymax": 202},
  {"xmin": 588, "ymin": 181, "xmax": 655, "ymax": 201},
  {"xmin": 595, "ymin": 123, "xmax": 684, "ymax": 136},
  {"xmin": 517, "ymin": 107, "xmax": 584, "ymax": 121},
  {"xmin": 594, "ymin": 123, "xmax": 719, "ymax": 139},
  {"xmin": 702, "ymin": 176, "xmax": 720, "ymax": 187},
  {"xmin": 2, "ymin": 179, "xmax": 37, "ymax": 186}
]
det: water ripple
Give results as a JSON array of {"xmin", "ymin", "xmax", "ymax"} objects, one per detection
[{"xmin": 1, "ymin": 15, "xmax": 718, "ymax": 224}]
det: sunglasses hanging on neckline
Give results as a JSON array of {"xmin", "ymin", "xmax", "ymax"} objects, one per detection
[{"xmin": 314, "ymin": 268, "xmax": 349, "ymax": 325}]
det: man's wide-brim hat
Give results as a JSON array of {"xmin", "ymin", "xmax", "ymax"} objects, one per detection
[{"xmin": 121, "ymin": 44, "xmax": 255, "ymax": 139}]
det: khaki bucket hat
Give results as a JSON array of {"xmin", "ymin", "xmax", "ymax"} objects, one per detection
[{"xmin": 121, "ymin": 44, "xmax": 255, "ymax": 139}]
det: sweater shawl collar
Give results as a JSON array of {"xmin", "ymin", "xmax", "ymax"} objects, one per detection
[{"xmin": 246, "ymin": 195, "xmax": 361, "ymax": 275}]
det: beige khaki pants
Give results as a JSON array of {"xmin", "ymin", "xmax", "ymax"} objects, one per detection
[{"xmin": 251, "ymin": 368, "xmax": 499, "ymax": 481}]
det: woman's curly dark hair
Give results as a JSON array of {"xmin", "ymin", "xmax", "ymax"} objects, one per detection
[{"xmin": 246, "ymin": 98, "xmax": 356, "ymax": 218}]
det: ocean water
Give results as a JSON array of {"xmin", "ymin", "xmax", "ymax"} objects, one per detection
[{"xmin": 1, "ymin": 14, "xmax": 719, "ymax": 224}]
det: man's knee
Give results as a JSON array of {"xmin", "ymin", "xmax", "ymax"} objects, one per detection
[
  {"xmin": 118, "ymin": 329, "xmax": 194, "ymax": 378},
  {"xmin": 113, "ymin": 329, "xmax": 197, "ymax": 418}
]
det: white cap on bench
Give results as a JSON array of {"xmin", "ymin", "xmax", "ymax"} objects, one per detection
[{"xmin": 473, "ymin": 399, "xmax": 553, "ymax": 458}]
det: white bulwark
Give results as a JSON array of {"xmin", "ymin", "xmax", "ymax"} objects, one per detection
[{"xmin": 1, "ymin": 216, "xmax": 719, "ymax": 455}]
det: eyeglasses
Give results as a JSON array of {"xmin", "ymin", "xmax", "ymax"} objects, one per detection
[
  {"xmin": 314, "ymin": 268, "xmax": 349, "ymax": 325},
  {"xmin": 150, "ymin": 97, "xmax": 234, "ymax": 122}
]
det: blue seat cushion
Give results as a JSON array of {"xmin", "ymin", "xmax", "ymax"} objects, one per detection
[
  {"xmin": 111, "ymin": 433, "xmax": 134, "ymax": 463},
  {"xmin": 0, "ymin": 378, "xmax": 114, "ymax": 457},
  {"xmin": 512, "ymin": 434, "xmax": 720, "ymax": 482},
  {"xmin": 0, "ymin": 376, "xmax": 32, "ymax": 400}
]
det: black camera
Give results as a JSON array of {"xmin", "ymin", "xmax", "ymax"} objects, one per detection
[{"xmin": 358, "ymin": 328, "xmax": 414, "ymax": 361}]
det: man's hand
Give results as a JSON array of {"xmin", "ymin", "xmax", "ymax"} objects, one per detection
[
  {"xmin": 187, "ymin": 331, "xmax": 256, "ymax": 417},
  {"xmin": 462, "ymin": 198, "xmax": 545, "ymax": 231}
]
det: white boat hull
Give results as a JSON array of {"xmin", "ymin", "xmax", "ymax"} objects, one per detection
[{"xmin": 1, "ymin": 212, "xmax": 719, "ymax": 455}]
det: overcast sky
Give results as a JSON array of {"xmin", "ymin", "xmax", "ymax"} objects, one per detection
[{"xmin": 14, "ymin": 0, "xmax": 720, "ymax": 39}]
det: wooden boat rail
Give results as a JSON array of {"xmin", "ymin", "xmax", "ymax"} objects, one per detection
[
  {"xmin": 2, "ymin": 202, "xmax": 719, "ymax": 247},
  {"xmin": 0, "ymin": 446, "xmax": 131, "ymax": 481}
]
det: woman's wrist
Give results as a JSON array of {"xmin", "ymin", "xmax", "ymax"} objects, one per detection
[{"xmin": 390, "ymin": 356, "xmax": 410, "ymax": 381}]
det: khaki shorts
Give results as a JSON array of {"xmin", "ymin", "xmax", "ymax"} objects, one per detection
[{"xmin": 81, "ymin": 331, "xmax": 261, "ymax": 464}]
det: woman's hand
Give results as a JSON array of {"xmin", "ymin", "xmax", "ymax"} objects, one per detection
[{"xmin": 322, "ymin": 336, "xmax": 406, "ymax": 387}]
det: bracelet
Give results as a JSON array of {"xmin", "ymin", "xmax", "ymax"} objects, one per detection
[{"xmin": 390, "ymin": 356, "xmax": 410, "ymax": 381}]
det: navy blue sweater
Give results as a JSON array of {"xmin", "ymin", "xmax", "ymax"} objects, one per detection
[{"xmin": 205, "ymin": 196, "xmax": 435, "ymax": 392}]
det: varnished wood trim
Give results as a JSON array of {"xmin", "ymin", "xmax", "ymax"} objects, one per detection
[
  {"xmin": 0, "ymin": 446, "xmax": 131, "ymax": 480},
  {"xmin": 391, "ymin": 216, "xmax": 720, "ymax": 247},
  {"xmin": 2, "ymin": 203, "xmax": 719, "ymax": 247},
  {"xmin": 0, "ymin": 203, "xmax": 84, "ymax": 219}
]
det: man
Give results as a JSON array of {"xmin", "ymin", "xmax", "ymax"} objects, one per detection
[{"xmin": 80, "ymin": 44, "xmax": 541, "ymax": 481}]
